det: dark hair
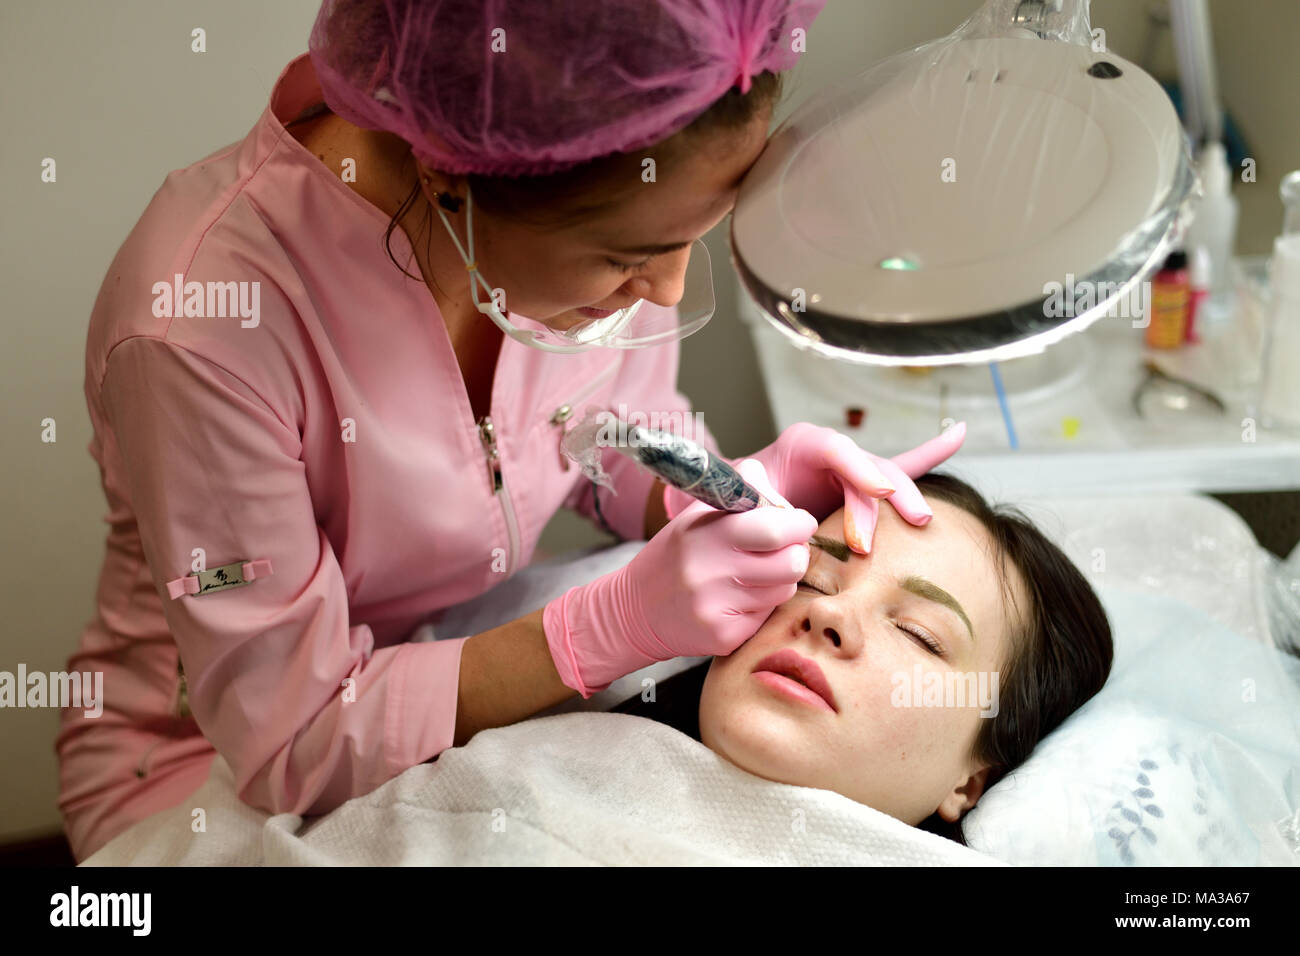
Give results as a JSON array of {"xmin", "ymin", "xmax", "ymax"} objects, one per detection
[
  {"xmin": 379, "ymin": 70, "xmax": 784, "ymax": 286},
  {"xmin": 613, "ymin": 470, "xmax": 1114, "ymax": 846}
]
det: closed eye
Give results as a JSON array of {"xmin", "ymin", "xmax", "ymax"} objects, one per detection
[
  {"xmin": 895, "ymin": 622, "xmax": 944, "ymax": 657},
  {"xmin": 606, "ymin": 256, "xmax": 654, "ymax": 273},
  {"xmin": 797, "ymin": 580, "xmax": 946, "ymax": 657}
]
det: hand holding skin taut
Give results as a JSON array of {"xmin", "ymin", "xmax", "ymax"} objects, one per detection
[
  {"xmin": 665, "ymin": 422, "xmax": 968, "ymax": 554},
  {"xmin": 543, "ymin": 459, "xmax": 818, "ymax": 698}
]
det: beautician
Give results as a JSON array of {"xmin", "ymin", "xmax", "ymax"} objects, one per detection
[{"xmin": 59, "ymin": 0, "xmax": 964, "ymax": 861}]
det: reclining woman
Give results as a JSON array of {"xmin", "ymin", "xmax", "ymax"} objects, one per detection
[
  {"xmin": 614, "ymin": 470, "xmax": 1114, "ymax": 844},
  {"xmin": 80, "ymin": 469, "xmax": 1114, "ymax": 864}
]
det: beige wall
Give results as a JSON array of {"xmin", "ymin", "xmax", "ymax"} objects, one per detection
[{"xmin": 2, "ymin": 0, "xmax": 1295, "ymax": 842}]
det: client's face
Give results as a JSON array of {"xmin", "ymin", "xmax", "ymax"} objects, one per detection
[{"xmin": 698, "ymin": 497, "xmax": 1025, "ymax": 826}]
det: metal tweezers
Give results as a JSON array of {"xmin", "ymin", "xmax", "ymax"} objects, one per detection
[{"xmin": 1132, "ymin": 359, "xmax": 1227, "ymax": 418}]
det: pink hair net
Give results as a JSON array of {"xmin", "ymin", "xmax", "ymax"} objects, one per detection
[{"xmin": 307, "ymin": 0, "xmax": 827, "ymax": 176}]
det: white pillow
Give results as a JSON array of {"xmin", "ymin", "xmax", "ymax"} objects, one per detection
[{"xmin": 963, "ymin": 589, "xmax": 1300, "ymax": 865}]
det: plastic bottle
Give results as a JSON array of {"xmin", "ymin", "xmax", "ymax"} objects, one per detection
[
  {"xmin": 1145, "ymin": 251, "xmax": 1190, "ymax": 349},
  {"xmin": 1257, "ymin": 234, "xmax": 1300, "ymax": 429},
  {"xmin": 1185, "ymin": 245, "xmax": 1211, "ymax": 345},
  {"xmin": 1282, "ymin": 170, "xmax": 1300, "ymax": 236},
  {"xmin": 1182, "ymin": 141, "xmax": 1240, "ymax": 326}
]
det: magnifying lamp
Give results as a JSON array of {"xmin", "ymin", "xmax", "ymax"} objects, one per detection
[{"xmin": 730, "ymin": 0, "xmax": 1200, "ymax": 368}]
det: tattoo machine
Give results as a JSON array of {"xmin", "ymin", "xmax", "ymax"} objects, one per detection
[{"xmin": 559, "ymin": 408, "xmax": 786, "ymax": 514}]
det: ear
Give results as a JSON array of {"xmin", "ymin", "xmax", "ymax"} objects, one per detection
[
  {"xmin": 935, "ymin": 764, "xmax": 993, "ymax": 823},
  {"xmin": 412, "ymin": 161, "xmax": 462, "ymax": 197}
]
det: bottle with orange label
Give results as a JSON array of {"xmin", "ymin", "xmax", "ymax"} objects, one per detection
[{"xmin": 1145, "ymin": 250, "xmax": 1191, "ymax": 349}]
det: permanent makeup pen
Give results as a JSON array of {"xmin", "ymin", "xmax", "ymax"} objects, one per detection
[{"xmin": 612, "ymin": 424, "xmax": 784, "ymax": 514}]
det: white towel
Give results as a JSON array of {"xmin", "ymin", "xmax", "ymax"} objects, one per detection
[{"xmin": 84, "ymin": 711, "xmax": 1002, "ymax": 866}]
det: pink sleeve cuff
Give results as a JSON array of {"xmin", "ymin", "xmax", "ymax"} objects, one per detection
[{"xmin": 383, "ymin": 636, "xmax": 473, "ymax": 774}]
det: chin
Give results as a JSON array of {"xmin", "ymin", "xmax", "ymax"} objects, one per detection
[
  {"xmin": 709, "ymin": 722, "xmax": 815, "ymax": 790},
  {"xmin": 545, "ymin": 310, "xmax": 596, "ymax": 331},
  {"xmin": 703, "ymin": 686, "xmax": 818, "ymax": 772}
]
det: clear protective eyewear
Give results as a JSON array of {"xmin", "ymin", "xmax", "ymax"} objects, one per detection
[{"xmin": 431, "ymin": 183, "xmax": 716, "ymax": 353}]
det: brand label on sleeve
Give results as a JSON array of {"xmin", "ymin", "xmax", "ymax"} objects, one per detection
[{"xmin": 194, "ymin": 562, "xmax": 250, "ymax": 595}]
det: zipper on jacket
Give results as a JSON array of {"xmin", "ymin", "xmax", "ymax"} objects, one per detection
[
  {"xmin": 548, "ymin": 364, "xmax": 619, "ymax": 471},
  {"xmin": 478, "ymin": 415, "xmax": 521, "ymax": 577},
  {"xmin": 136, "ymin": 740, "xmax": 163, "ymax": 778},
  {"xmin": 137, "ymin": 658, "xmax": 192, "ymax": 778},
  {"xmin": 176, "ymin": 658, "xmax": 191, "ymax": 720}
]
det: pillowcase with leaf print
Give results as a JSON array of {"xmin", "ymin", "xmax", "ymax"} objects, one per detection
[{"xmin": 962, "ymin": 589, "xmax": 1300, "ymax": 866}]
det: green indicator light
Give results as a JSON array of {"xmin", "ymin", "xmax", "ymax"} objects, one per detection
[{"xmin": 879, "ymin": 257, "xmax": 920, "ymax": 271}]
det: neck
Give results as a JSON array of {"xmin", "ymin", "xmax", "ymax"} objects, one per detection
[{"xmin": 351, "ymin": 127, "xmax": 491, "ymax": 341}]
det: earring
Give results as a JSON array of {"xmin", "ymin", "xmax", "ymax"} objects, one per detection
[
  {"xmin": 436, "ymin": 192, "xmax": 463, "ymax": 213},
  {"xmin": 420, "ymin": 171, "xmax": 463, "ymax": 212}
]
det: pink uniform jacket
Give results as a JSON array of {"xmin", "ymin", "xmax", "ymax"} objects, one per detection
[{"xmin": 59, "ymin": 52, "xmax": 720, "ymax": 862}]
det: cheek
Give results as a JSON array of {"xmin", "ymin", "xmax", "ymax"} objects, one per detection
[
  {"xmin": 487, "ymin": 243, "xmax": 585, "ymax": 298},
  {"xmin": 847, "ymin": 674, "xmax": 916, "ymax": 743},
  {"xmin": 890, "ymin": 701, "xmax": 983, "ymax": 772},
  {"xmin": 525, "ymin": 265, "xmax": 627, "ymax": 312},
  {"xmin": 843, "ymin": 651, "xmax": 967, "ymax": 741},
  {"xmin": 706, "ymin": 609, "xmax": 794, "ymax": 699},
  {"xmin": 847, "ymin": 704, "xmax": 947, "ymax": 777},
  {"xmin": 734, "ymin": 603, "xmax": 794, "ymax": 650}
]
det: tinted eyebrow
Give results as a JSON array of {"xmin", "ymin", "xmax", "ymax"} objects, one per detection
[
  {"xmin": 608, "ymin": 239, "xmax": 694, "ymax": 255},
  {"xmin": 809, "ymin": 534, "xmax": 850, "ymax": 561},
  {"xmin": 901, "ymin": 575, "xmax": 976, "ymax": 645},
  {"xmin": 807, "ymin": 535, "xmax": 976, "ymax": 645}
]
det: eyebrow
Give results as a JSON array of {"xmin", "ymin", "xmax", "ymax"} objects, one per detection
[
  {"xmin": 604, "ymin": 163, "xmax": 753, "ymax": 256},
  {"xmin": 608, "ymin": 239, "xmax": 694, "ymax": 256},
  {"xmin": 808, "ymin": 535, "xmax": 976, "ymax": 645},
  {"xmin": 609, "ymin": 178, "xmax": 746, "ymax": 256}
]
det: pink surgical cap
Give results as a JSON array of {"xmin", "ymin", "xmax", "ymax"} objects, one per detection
[{"xmin": 307, "ymin": 0, "xmax": 827, "ymax": 176}]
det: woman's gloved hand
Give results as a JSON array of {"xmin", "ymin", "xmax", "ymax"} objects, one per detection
[
  {"xmin": 543, "ymin": 459, "xmax": 818, "ymax": 698},
  {"xmin": 664, "ymin": 422, "xmax": 967, "ymax": 555}
]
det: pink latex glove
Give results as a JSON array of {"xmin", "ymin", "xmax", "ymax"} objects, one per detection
[
  {"xmin": 664, "ymin": 422, "xmax": 967, "ymax": 555},
  {"xmin": 544, "ymin": 459, "xmax": 818, "ymax": 698}
]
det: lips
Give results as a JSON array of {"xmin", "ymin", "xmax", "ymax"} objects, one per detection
[{"xmin": 753, "ymin": 649, "xmax": 837, "ymax": 712}]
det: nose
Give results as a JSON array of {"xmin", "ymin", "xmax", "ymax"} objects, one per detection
[
  {"xmin": 622, "ymin": 244, "xmax": 694, "ymax": 308},
  {"xmin": 797, "ymin": 595, "xmax": 865, "ymax": 658},
  {"xmin": 799, "ymin": 614, "xmax": 842, "ymax": 649}
]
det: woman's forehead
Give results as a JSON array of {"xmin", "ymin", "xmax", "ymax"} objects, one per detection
[
  {"xmin": 818, "ymin": 500, "xmax": 990, "ymax": 573},
  {"xmin": 582, "ymin": 120, "xmax": 770, "ymax": 237},
  {"xmin": 814, "ymin": 502, "xmax": 1010, "ymax": 634}
]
